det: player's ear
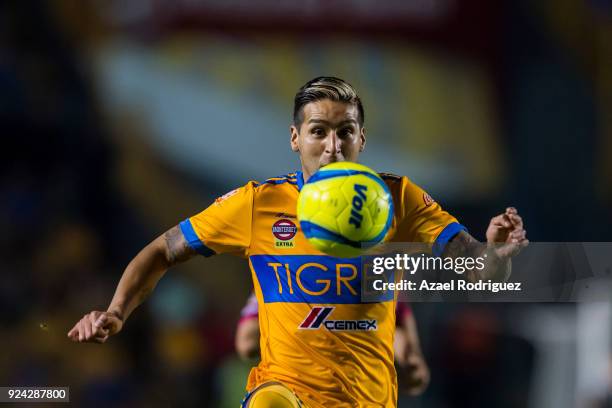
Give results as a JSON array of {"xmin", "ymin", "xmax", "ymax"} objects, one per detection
[
  {"xmin": 290, "ymin": 125, "xmax": 299, "ymax": 152},
  {"xmin": 359, "ymin": 127, "xmax": 366, "ymax": 152}
]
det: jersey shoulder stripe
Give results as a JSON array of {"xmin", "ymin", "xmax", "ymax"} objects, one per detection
[
  {"xmin": 263, "ymin": 173, "xmax": 298, "ymax": 186},
  {"xmin": 378, "ymin": 172, "xmax": 402, "ymax": 182},
  {"xmin": 179, "ymin": 219, "xmax": 216, "ymax": 257}
]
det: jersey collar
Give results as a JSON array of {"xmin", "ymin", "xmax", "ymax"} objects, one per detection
[{"xmin": 296, "ymin": 170, "xmax": 305, "ymax": 191}]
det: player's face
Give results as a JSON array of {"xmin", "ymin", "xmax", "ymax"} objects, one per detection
[{"xmin": 290, "ymin": 99, "xmax": 366, "ymax": 181}]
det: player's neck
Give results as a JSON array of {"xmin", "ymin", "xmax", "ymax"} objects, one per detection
[{"xmin": 301, "ymin": 167, "xmax": 313, "ymax": 184}]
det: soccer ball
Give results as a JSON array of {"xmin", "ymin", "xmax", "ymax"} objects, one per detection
[{"xmin": 297, "ymin": 162, "xmax": 393, "ymax": 257}]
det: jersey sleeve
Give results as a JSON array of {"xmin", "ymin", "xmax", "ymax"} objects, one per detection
[
  {"xmin": 179, "ymin": 181, "xmax": 257, "ymax": 257},
  {"xmin": 393, "ymin": 176, "xmax": 466, "ymax": 256}
]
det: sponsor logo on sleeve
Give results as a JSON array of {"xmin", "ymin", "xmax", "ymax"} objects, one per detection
[
  {"xmin": 215, "ymin": 188, "xmax": 239, "ymax": 204},
  {"xmin": 423, "ymin": 192, "xmax": 435, "ymax": 207}
]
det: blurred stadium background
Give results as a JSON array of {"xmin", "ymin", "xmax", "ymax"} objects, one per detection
[{"xmin": 1, "ymin": 0, "xmax": 611, "ymax": 406}]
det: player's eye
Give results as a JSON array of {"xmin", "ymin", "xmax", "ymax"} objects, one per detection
[
  {"xmin": 311, "ymin": 127, "xmax": 325, "ymax": 137},
  {"xmin": 338, "ymin": 127, "xmax": 354, "ymax": 138}
]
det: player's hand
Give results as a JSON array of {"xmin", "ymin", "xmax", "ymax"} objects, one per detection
[
  {"xmin": 67, "ymin": 311, "xmax": 123, "ymax": 343},
  {"xmin": 486, "ymin": 207, "xmax": 529, "ymax": 259},
  {"xmin": 396, "ymin": 352, "xmax": 430, "ymax": 396},
  {"xmin": 395, "ymin": 330, "xmax": 430, "ymax": 396}
]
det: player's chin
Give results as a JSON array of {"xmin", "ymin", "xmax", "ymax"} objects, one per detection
[{"xmin": 319, "ymin": 157, "xmax": 344, "ymax": 167}]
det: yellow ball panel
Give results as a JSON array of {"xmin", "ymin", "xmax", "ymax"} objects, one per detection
[
  {"xmin": 322, "ymin": 161, "xmax": 379, "ymax": 176},
  {"xmin": 297, "ymin": 162, "xmax": 393, "ymax": 257},
  {"xmin": 297, "ymin": 186, "xmax": 321, "ymax": 221}
]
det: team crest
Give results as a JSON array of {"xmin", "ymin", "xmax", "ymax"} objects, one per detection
[
  {"xmin": 273, "ymin": 219, "xmax": 297, "ymax": 248},
  {"xmin": 423, "ymin": 192, "xmax": 435, "ymax": 207}
]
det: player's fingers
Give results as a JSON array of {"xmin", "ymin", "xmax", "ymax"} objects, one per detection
[
  {"xmin": 70, "ymin": 328, "xmax": 81, "ymax": 341},
  {"xmin": 506, "ymin": 207, "xmax": 517, "ymax": 215},
  {"xmin": 73, "ymin": 324, "xmax": 81, "ymax": 342},
  {"xmin": 82, "ymin": 319, "xmax": 92, "ymax": 341},
  {"xmin": 501, "ymin": 214, "xmax": 513, "ymax": 228},
  {"xmin": 510, "ymin": 229, "xmax": 526, "ymax": 242},
  {"xmin": 508, "ymin": 214, "xmax": 523, "ymax": 229},
  {"xmin": 88, "ymin": 313, "xmax": 105, "ymax": 337},
  {"xmin": 486, "ymin": 224, "xmax": 511, "ymax": 244},
  {"xmin": 68, "ymin": 330, "xmax": 78, "ymax": 341},
  {"xmin": 92, "ymin": 334, "xmax": 109, "ymax": 344},
  {"xmin": 94, "ymin": 314, "xmax": 107, "ymax": 329},
  {"xmin": 88, "ymin": 314, "xmax": 101, "ymax": 338},
  {"xmin": 489, "ymin": 214, "xmax": 505, "ymax": 226},
  {"xmin": 487, "ymin": 225, "xmax": 504, "ymax": 235},
  {"xmin": 92, "ymin": 321, "xmax": 109, "ymax": 338},
  {"xmin": 76, "ymin": 321, "xmax": 87, "ymax": 342},
  {"xmin": 90, "ymin": 313, "xmax": 110, "ymax": 337},
  {"xmin": 499, "ymin": 234, "xmax": 530, "ymax": 257},
  {"xmin": 490, "ymin": 214, "xmax": 512, "ymax": 228}
]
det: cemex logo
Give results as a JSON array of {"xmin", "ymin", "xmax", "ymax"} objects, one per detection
[{"xmin": 299, "ymin": 307, "xmax": 377, "ymax": 331}]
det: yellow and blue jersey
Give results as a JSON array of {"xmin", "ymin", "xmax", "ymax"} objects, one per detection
[{"xmin": 180, "ymin": 171, "xmax": 464, "ymax": 407}]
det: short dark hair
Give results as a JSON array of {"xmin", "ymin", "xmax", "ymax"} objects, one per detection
[{"xmin": 293, "ymin": 76, "xmax": 364, "ymax": 127}]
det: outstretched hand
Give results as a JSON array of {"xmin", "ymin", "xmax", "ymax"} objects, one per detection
[
  {"xmin": 67, "ymin": 311, "xmax": 123, "ymax": 343},
  {"xmin": 486, "ymin": 207, "xmax": 529, "ymax": 259}
]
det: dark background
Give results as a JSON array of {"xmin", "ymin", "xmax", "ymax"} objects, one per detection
[{"xmin": 1, "ymin": 0, "xmax": 611, "ymax": 406}]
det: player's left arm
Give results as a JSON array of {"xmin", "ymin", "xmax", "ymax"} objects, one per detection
[
  {"xmin": 443, "ymin": 207, "xmax": 529, "ymax": 282},
  {"xmin": 395, "ymin": 312, "xmax": 430, "ymax": 396}
]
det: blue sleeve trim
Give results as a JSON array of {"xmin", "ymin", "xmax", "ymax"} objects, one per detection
[
  {"xmin": 432, "ymin": 222, "xmax": 467, "ymax": 257},
  {"xmin": 179, "ymin": 219, "xmax": 216, "ymax": 257}
]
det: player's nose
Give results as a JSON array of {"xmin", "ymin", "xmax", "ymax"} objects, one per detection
[{"xmin": 325, "ymin": 132, "xmax": 341, "ymax": 154}]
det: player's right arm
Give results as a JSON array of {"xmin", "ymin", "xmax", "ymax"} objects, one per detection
[
  {"xmin": 67, "ymin": 225, "xmax": 196, "ymax": 343},
  {"xmin": 68, "ymin": 182, "xmax": 255, "ymax": 344}
]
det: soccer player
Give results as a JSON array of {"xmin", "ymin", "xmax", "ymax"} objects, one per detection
[
  {"xmin": 235, "ymin": 294, "xmax": 430, "ymax": 396},
  {"xmin": 68, "ymin": 76, "xmax": 528, "ymax": 407}
]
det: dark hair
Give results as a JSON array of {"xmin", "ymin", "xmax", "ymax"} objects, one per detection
[{"xmin": 293, "ymin": 76, "xmax": 364, "ymax": 127}]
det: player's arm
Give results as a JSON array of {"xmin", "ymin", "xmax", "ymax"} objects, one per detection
[
  {"xmin": 395, "ymin": 308, "xmax": 430, "ymax": 395},
  {"xmin": 67, "ymin": 225, "xmax": 196, "ymax": 343},
  {"xmin": 443, "ymin": 207, "xmax": 528, "ymax": 282},
  {"xmin": 235, "ymin": 318, "xmax": 260, "ymax": 360},
  {"xmin": 235, "ymin": 293, "xmax": 261, "ymax": 360}
]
